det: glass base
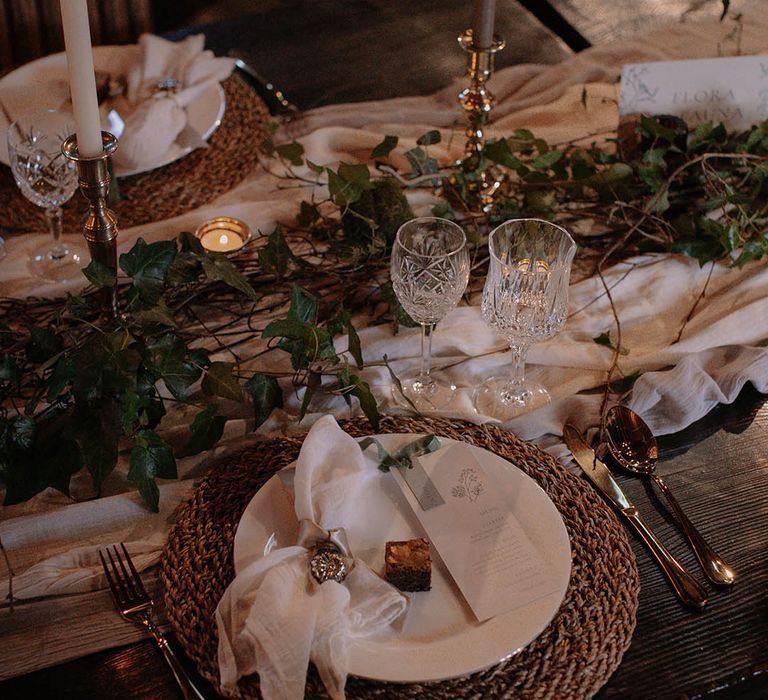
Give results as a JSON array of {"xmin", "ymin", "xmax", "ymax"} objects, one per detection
[
  {"xmin": 474, "ymin": 375, "xmax": 551, "ymax": 420},
  {"xmin": 29, "ymin": 243, "xmax": 86, "ymax": 282},
  {"xmin": 392, "ymin": 372, "xmax": 458, "ymax": 411}
]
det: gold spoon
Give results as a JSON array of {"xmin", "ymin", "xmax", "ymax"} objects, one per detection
[{"xmin": 604, "ymin": 405, "xmax": 736, "ymax": 586}]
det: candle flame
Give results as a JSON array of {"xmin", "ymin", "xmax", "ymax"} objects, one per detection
[{"xmin": 219, "ymin": 234, "xmax": 229, "ymax": 246}]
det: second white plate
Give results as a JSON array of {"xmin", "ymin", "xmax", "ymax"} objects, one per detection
[
  {"xmin": 233, "ymin": 433, "xmax": 572, "ymax": 684},
  {"xmin": 0, "ymin": 45, "xmax": 225, "ymax": 177}
]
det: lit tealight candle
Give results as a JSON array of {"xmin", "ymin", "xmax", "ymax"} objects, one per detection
[{"xmin": 195, "ymin": 217, "xmax": 251, "ymax": 253}]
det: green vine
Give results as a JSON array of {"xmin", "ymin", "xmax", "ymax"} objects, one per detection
[{"xmin": 1, "ymin": 114, "xmax": 767, "ymax": 511}]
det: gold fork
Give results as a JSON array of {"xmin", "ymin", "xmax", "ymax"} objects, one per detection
[{"xmin": 99, "ymin": 543, "xmax": 207, "ymax": 700}]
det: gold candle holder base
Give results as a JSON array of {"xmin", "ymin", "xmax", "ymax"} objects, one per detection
[
  {"xmin": 450, "ymin": 29, "xmax": 506, "ymax": 213},
  {"xmin": 62, "ymin": 132, "xmax": 119, "ymax": 318}
]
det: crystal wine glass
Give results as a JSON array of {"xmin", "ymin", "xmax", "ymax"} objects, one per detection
[
  {"xmin": 390, "ymin": 217, "xmax": 470, "ymax": 410},
  {"xmin": 7, "ymin": 109, "xmax": 85, "ymax": 281},
  {"xmin": 474, "ymin": 218, "xmax": 576, "ymax": 420}
]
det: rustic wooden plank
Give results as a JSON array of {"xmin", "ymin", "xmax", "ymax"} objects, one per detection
[
  {"xmin": 167, "ymin": 0, "xmax": 572, "ymax": 109},
  {"xmin": 595, "ymin": 393, "xmax": 768, "ymax": 698},
  {"xmin": 0, "ymin": 569, "xmax": 168, "ymax": 680}
]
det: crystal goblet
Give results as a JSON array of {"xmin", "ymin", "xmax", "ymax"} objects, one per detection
[
  {"xmin": 474, "ymin": 218, "xmax": 576, "ymax": 420},
  {"xmin": 7, "ymin": 109, "xmax": 85, "ymax": 281},
  {"xmin": 390, "ymin": 217, "xmax": 470, "ymax": 410}
]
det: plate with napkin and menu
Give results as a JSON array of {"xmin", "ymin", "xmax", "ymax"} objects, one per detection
[
  {"xmin": 217, "ymin": 415, "xmax": 571, "ymax": 699},
  {"xmin": 0, "ymin": 33, "xmax": 233, "ymax": 176}
]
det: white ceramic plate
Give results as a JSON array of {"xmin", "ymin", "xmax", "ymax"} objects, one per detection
[
  {"xmin": 0, "ymin": 45, "xmax": 225, "ymax": 177},
  {"xmin": 233, "ymin": 434, "xmax": 572, "ymax": 684}
]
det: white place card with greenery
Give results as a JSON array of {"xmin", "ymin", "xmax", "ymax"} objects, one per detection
[
  {"xmin": 391, "ymin": 443, "xmax": 559, "ymax": 621},
  {"xmin": 619, "ymin": 54, "xmax": 768, "ymax": 130}
]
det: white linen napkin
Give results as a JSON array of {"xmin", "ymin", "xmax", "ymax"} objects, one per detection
[
  {"xmin": 112, "ymin": 33, "xmax": 234, "ymax": 171},
  {"xmin": 215, "ymin": 415, "xmax": 408, "ymax": 699}
]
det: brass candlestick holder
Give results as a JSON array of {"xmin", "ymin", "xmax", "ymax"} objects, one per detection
[
  {"xmin": 62, "ymin": 132, "xmax": 119, "ymax": 318},
  {"xmin": 452, "ymin": 28, "xmax": 505, "ymax": 212}
]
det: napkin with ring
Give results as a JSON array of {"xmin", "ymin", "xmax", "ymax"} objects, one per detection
[
  {"xmin": 215, "ymin": 416, "xmax": 408, "ymax": 700},
  {"xmin": 112, "ymin": 33, "xmax": 234, "ymax": 171}
]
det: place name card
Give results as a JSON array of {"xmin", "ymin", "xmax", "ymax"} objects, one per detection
[
  {"xmin": 619, "ymin": 55, "xmax": 768, "ymax": 131},
  {"xmin": 390, "ymin": 442, "xmax": 560, "ymax": 622}
]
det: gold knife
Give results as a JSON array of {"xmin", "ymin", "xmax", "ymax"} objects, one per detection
[{"xmin": 563, "ymin": 424, "xmax": 708, "ymax": 610}]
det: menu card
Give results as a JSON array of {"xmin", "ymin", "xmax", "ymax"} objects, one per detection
[
  {"xmin": 619, "ymin": 55, "xmax": 768, "ymax": 131},
  {"xmin": 390, "ymin": 443, "xmax": 560, "ymax": 622}
]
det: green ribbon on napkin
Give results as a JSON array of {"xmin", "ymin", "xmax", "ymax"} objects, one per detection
[
  {"xmin": 359, "ymin": 434, "xmax": 444, "ymax": 510},
  {"xmin": 358, "ymin": 434, "xmax": 441, "ymax": 472}
]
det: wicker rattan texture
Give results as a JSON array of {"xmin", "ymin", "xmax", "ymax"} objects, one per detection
[
  {"xmin": 161, "ymin": 416, "xmax": 640, "ymax": 699},
  {"xmin": 0, "ymin": 73, "xmax": 269, "ymax": 235}
]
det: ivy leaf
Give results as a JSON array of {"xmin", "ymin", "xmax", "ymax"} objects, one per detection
[
  {"xmin": 177, "ymin": 404, "xmax": 228, "ymax": 458},
  {"xmin": 46, "ymin": 356, "xmax": 76, "ymax": 401},
  {"xmin": 71, "ymin": 400, "xmax": 121, "ymax": 495},
  {"xmin": 2, "ymin": 429, "xmax": 81, "ymax": 506},
  {"xmin": 178, "ymin": 230, "xmax": 205, "ymax": 254},
  {"xmin": 484, "ymin": 139, "xmax": 526, "ymax": 171},
  {"xmin": 82, "ymin": 259, "xmax": 116, "ymax": 288},
  {"xmin": 26, "ymin": 326, "xmax": 64, "ymax": 363},
  {"xmin": 166, "ymin": 251, "xmax": 201, "ymax": 286},
  {"xmin": 263, "ymin": 319, "xmax": 332, "ymax": 369},
  {"xmin": 132, "ymin": 304, "xmax": 177, "ymax": 328},
  {"xmin": 346, "ymin": 318, "xmax": 364, "ymax": 369},
  {"xmin": 609, "ymin": 371, "xmax": 641, "ymax": 397},
  {"xmin": 584, "ymin": 162, "xmax": 633, "ymax": 188},
  {"xmin": 371, "ymin": 134, "xmax": 398, "ymax": 158},
  {"xmin": 306, "ymin": 159, "xmax": 325, "ymax": 174},
  {"xmin": 0, "ymin": 354, "xmax": 20, "ymax": 383},
  {"xmin": 404, "ymin": 147, "xmax": 438, "ymax": 180},
  {"xmin": 348, "ymin": 375, "xmax": 379, "ymax": 430},
  {"xmin": 297, "ymin": 200, "xmax": 320, "ymax": 227},
  {"xmin": 532, "ymin": 150, "xmax": 563, "ymax": 170},
  {"xmin": 201, "ymin": 252, "xmax": 257, "ymax": 300},
  {"xmin": 275, "ymin": 140, "xmax": 305, "ymax": 166},
  {"xmin": 258, "ymin": 225, "xmax": 299, "ymax": 278},
  {"xmin": 202, "ymin": 361, "xmax": 243, "ymax": 401},
  {"xmin": 145, "ymin": 333, "xmax": 202, "ymax": 400},
  {"xmin": 327, "ymin": 162, "xmax": 373, "ymax": 207},
  {"xmin": 671, "ymin": 238, "xmax": 724, "ymax": 266},
  {"xmin": 287, "ymin": 286, "xmax": 318, "ymax": 323},
  {"xmin": 299, "ymin": 370, "xmax": 322, "ymax": 422},
  {"xmin": 119, "ymin": 238, "xmax": 177, "ymax": 305},
  {"xmin": 244, "ymin": 373, "xmax": 283, "ymax": 428},
  {"xmin": 128, "ymin": 429, "xmax": 177, "ymax": 512},
  {"xmin": 431, "ymin": 200, "xmax": 455, "ymax": 220},
  {"xmin": 593, "ymin": 331, "xmax": 629, "ymax": 355},
  {"xmin": 733, "ymin": 237, "xmax": 768, "ymax": 267},
  {"xmin": 416, "ymin": 129, "xmax": 441, "ymax": 146},
  {"xmin": 381, "ymin": 281, "xmax": 418, "ymax": 332}
]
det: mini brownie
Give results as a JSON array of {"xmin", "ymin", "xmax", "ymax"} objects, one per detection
[{"xmin": 385, "ymin": 538, "xmax": 432, "ymax": 592}]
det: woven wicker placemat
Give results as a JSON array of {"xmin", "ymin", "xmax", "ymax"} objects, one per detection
[
  {"xmin": 161, "ymin": 416, "xmax": 639, "ymax": 699},
  {"xmin": 0, "ymin": 73, "xmax": 269, "ymax": 235}
]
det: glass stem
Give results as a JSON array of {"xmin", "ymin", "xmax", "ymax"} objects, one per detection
[
  {"xmin": 420, "ymin": 323, "xmax": 436, "ymax": 379},
  {"xmin": 45, "ymin": 207, "xmax": 67, "ymax": 260},
  {"xmin": 508, "ymin": 343, "xmax": 529, "ymax": 388}
]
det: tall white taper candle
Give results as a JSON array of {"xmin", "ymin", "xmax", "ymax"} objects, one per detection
[
  {"xmin": 472, "ymin": 0, "xmax": 497, "ymax": 49},
  {"xmin": 59, "ymin": 0, "xmax": 103, "ymax": 157}
]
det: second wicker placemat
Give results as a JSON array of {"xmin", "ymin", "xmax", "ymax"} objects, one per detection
[
  {"xmin": 161, "ymin": 416, "xmax": 640, "ymax": 699},
  {"xmin": 0, "ymin": 72, "xmax": 270, "ymax": 235}
]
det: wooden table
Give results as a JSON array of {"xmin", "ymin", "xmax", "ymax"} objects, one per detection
[{"xmin": 2, "ymin": 1, "xmax": 767, "ymax": 698}]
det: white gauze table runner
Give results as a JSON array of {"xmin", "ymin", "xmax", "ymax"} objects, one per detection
[{"xmin": 1, "ymin": 6, "xmax": 768, "ymax": 679}]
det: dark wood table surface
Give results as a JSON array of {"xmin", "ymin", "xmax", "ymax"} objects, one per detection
[{"xmin": 2, "ymin": 1, "xmax": 767, "ymax": 698}]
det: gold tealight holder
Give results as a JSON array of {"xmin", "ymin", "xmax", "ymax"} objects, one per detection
[{"xmin": 195, "ymin": 217, "xmax": 252, "ymax": 253}]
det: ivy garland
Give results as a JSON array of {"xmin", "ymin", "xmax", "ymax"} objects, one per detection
[{"xmin": 1, "ymin": 114, "xmax": 767, "ymax": 511}]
